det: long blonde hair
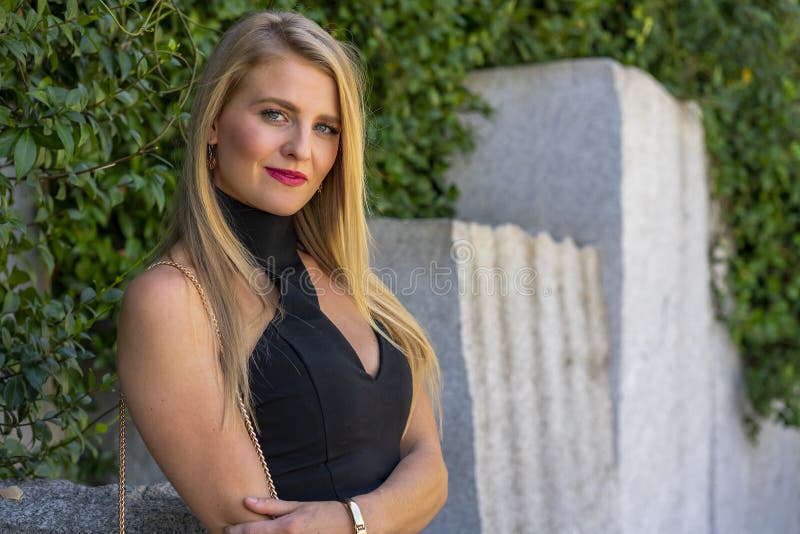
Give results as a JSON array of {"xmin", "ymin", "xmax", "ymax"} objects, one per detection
[{"xmin": 152, "ymin": 11, "xmax": 442, "ymax": 438}]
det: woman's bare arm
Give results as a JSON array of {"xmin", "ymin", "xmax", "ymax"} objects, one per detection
[{"xmin": 117, "ymin": 265, "xmax": 271, "ymax": 533}]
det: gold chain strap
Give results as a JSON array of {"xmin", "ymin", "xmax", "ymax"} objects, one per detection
[
  {"xmin": 118, "ymin": 259, "xmax": 278, "ymax": 533},
  {"xmin": 118, "ymin": 392, "xmax": 126, "ymax": 533}
]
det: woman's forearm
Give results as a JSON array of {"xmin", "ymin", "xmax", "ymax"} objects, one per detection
[{"xmin": 354, "ymin": 443, "xmax": 448, "ymax": 534}]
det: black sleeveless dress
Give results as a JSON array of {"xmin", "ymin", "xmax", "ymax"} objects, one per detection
[{"xmin": 215, "ymin": 186, "xmax": 413, "ymax": 501}]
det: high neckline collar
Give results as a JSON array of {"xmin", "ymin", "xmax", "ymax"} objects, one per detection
[{"xmin": 214, "ymin": 186, "xmax": 302, "ymax": 277}]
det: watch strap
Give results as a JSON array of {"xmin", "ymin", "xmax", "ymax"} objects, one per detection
[{"xmin": 341, "ymin": 498, "xmax": 367, "ymax": 533}]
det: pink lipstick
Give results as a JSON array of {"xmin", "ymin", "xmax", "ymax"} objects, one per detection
[{"xmin": 265, "ymin": 167, "xmax": 308, "ymax": 187}]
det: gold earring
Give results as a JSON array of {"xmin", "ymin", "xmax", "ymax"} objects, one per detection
[
  {"xmin": 207, "ymin": 144, "xmax": 217, "ymax": 171},
  {"xmin": 316, "ymin": 182, "xmax": 323, "ymax": 195}
]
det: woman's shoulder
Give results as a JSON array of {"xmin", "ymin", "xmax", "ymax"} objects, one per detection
[
  {"xmin": 124, "ymin": 262, "xmax": 195, "ymax": 310},
  {"xmin": 125, "ymin": 244, "xmax": 197, "ymax": 308},
  {"xmin": 117, "ymin": 251, "xmax": 219, "ymax": 387},
  {"xmin": 119, "ymin": 244, "xmax": 213, "ymax": 352}
]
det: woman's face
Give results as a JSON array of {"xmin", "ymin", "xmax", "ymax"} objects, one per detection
[{"xmin": 209, "ymin": 53, "xmax": 341, "ymax": 216}]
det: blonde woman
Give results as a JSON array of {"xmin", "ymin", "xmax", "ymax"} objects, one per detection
[{"xmin": 116, "ymin": 10, "xmax": 447, "ymax": 534}]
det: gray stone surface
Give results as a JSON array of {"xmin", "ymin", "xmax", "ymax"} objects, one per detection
[
  {"xmin": 445, "ymin": 58, "xmax": 624, "ymax": 463},
  {"xmin": 368, "ymin": 217, "xmax": 481, "ymax": 534},
  {"xmin": 0, "ymin": 479, "xmax": 202, "ymax": 533},
  {"xmin": 711, "ymin": 322, "xmax": 800, "ymax": 534},
  {"xmin": 613, "ymin": 58, "xmax": 721, "ymax": 534}
]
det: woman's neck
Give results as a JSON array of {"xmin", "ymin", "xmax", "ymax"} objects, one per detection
[{"xmin": 213, "ymin": 185, "xmax": 301, "ymax": 277}]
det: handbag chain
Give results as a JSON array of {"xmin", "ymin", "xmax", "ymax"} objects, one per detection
[{"xmin": 118, "ymin": 259, "xmax": 278, "ymax": 533}]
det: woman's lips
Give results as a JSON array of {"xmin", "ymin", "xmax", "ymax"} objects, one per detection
[{"xmin": 265, "ymin": 167, "xmax": 307, "ymax": 187}]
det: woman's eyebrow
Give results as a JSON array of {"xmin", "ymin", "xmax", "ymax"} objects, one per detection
[{"xmin": 250, "ymin": 96, "xmax": 341, "ymax": 124}]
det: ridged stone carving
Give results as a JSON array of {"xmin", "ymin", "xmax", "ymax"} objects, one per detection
[{"xmin": 452, "ymin": 220, "xmax": 618, "ymax": 533}]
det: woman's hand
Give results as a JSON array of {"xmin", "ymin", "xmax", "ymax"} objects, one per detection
[{"xmin": 223, "ymin": 498, "xmax": 353, "ymax": 534}]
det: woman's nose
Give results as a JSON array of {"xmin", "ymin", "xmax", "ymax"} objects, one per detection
[{"xmin": 281, "ymin": 124, "xmax": 312, "ymax": 161}]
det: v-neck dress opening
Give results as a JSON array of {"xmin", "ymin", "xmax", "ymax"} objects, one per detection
[{"xmin": 267, "ymin": 261, "xmax": 385, "ymax": 382}]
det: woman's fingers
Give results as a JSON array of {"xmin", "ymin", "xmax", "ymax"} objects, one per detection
[
  {"xmin": 223, "ymin": 519, "xmax": 274, "ymax": 534},
  {"xmin": 242, "ymin": 497, "xmax": 299, "ymax": 516},
  {"xmin": 226, "ymin": 500, "xmax": 351, "ymax": 534}
]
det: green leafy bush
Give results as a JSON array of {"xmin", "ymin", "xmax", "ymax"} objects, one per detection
[{"xmin": 0, "ymin": 0, "xmax": 195, "ymax": 479}]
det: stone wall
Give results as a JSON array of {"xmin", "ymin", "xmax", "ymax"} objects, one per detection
[{"xmin": 0, "ymin": 479, "xmax": 201, "ymax": 533}]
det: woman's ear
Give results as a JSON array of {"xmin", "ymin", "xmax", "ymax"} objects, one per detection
[{"xmin": 207, "ymin": 118, "xmax": 219, "ymax": 145}]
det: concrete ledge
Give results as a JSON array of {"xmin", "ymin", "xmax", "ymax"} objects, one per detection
[{"xmin": 0, "ymin": 479, "xmax": 202, "ymax": 533}]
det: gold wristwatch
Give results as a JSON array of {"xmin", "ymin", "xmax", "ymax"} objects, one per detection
[{"xmin": 341, "ymin": 498, "xmax": 367, "ymax": 533}]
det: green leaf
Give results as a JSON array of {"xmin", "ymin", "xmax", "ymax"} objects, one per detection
[
  {"xmin": 23, "ymin": 8, "xmax": 39, "ymax": 32},
  {"xmin": 31, "ymin": 128, "xmax": 61, "ymax": 150},
  {"xmin": 66, "ymin": 0, "xmax": 78, "ymax": 20},
  {"xmin": 66, "ymin": 88, "xmax": 82, "ymax": 111},
  {"xmin": 2, "ymin": 290, "xmax": 19, "ymax": 313},
  {"xmin": 100, "ymin": 47, "xmax": 114, "ymax": 77},
  {"xmin": 152, "ymin": 183, "xmax": 165, "ymax": 212},
  {"xmin": 115, "ymin": 90, "xmax": 135, "ymax": 106},
  {"xmin": 23, "ymin": 366, "xmax": 47, "ymax": 390},
  {"xmin": 43, "ymin": 300, "xmax": 64, "ymax": 320},
  {"xmin": 100, "ymin": 372, "xmax": 114, "ymax": 392},
  {"xmin": 54, "ymin": 120, "xmax": 74, "ymax": 157},
  {"xmin": 136, "ymin": 55, "xmax": 149, "ymax": 78},
  {"xmin": 99, "ymin": 288, "xmax": 123, "ymax": 304},
  {"xmin": 37, "ymin": 243, "xmax": 55, "ymax": 276},
  {"xmin": 118, "ymin": 49, "xmax": 132, "ymax": 79},
  {"xmin": 4, "ymin": 376, "xmax": 25, "ymax": 410},
  {"xmin": 0, "ymin": 128, "xmax": 20, "ymax": 158},
  {"xmin": 0, "ymin": 107, "xmax": 12, "ymax": 127},
  {"xmin": 64, "ymin": 111, "xmax": 85, "ymax": 124},
  {"xmin": 95, "ymin": 422, "xmax": 108, "ymax": 434},
  {"xmin": 28, "ymin": 89, "xmax": 50, "ymax": 106},
  {"xmin": 7, "ymin": 266, "xmax": 30, "ymax": 287},
  {"xmin": 6, "ymin": 38, "xmax": 26, "ymax": 64},
  {"xmin": 129, "ymin": 129, "xmax": 142, "ymax": 147},
  {"xmin": 79, "ymin": 287, "xmax": 96, "ymax": 304},
  {"xmin": 14, "ymin": 131, "xmax": 37, "ymax": 178},
  {"xmin": 64, "ymin": 312, "xmax": 74, "ymax": 334}
]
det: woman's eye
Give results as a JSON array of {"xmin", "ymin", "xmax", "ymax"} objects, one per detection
[
  {"xmin": 315, "ymin": 123, "xmax": 340, "ymax": 136},
  {"xmin": 261, "ymin": 109, "xmax": 285, "ymax": 121}
]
